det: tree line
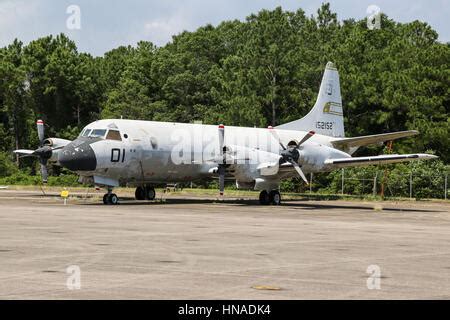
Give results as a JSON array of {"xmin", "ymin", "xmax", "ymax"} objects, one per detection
[{"xmin": 0, "ymin": 3, "xmax": 448, "ymax": 183}]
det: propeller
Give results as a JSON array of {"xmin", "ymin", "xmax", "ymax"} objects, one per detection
[
  {"xmin": 13, "ymin": 120, "xmax": 59, "ymax": 183},
  {"xmin": 205, "ymin": 124, "xmax": 249, "ymax": 196},
  {"xmin": 268, "ymin": 126, "xmax": 315, "ymax": 184}
]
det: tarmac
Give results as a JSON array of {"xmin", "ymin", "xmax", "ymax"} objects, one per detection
[{"xmin": 0, "ymin": 189, "xmax": 449, "ymax": 299}]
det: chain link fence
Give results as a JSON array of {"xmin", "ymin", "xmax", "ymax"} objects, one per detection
[{"xmin": 305, "ymin": 169, "xmax": 449, "ymax": 200}]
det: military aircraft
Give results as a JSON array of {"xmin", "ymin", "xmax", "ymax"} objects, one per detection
[{"xmin": 14, "ymin": 62, "xmax": 437, "ymax": 205}]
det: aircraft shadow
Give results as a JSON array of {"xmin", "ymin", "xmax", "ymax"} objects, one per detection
[
  {"xmin": 80, "ymin": 197, "xmax": 441, "ymax": 213},
  {"xmin": 4, "ymin": 192, "xmax": 441, "ymax": 213}
]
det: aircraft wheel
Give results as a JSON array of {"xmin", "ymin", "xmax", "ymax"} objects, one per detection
[
  {"xmin": 109, "ymin": 193, "xmax": 119, "ymax": 205},
  {"xmin": 259, "ymin": 190, "xmax": 270, "ymax": 205},
  {"xmin": 103, "ymin": 194, "xmax": 109, "ymax": 205},
  {"xmin": 146, "ymin": 186, "xmax": 156, "ymax": 200},
  {"xmin": 135, "ymin": 186, "xmax": 146, "ymax": 200},
  {"xmin": 269, "ymin": 190, "xmax": 281, "ymax": 205}
]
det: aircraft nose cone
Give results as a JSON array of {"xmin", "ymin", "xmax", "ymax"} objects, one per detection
[{"xmin": 59, "ymin": 141, "xmax": 97, "ymax": 171}]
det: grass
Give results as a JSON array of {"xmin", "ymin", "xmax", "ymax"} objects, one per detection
[{"xmin": 1, "ymin": 184, "xmax": 448, "ymax": 203}]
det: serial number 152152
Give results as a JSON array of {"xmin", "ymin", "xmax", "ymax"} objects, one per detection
[{"xmin": 315, "ymin": 121, "xmax": 333, "ymax": 130}]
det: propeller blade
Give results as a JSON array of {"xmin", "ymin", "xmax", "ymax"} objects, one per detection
[
  {"xmin": 39, "ymin": 158, "xmax": 48, "ymax": 183},
  {"xmin": 297, "ymin": 130, "xmax": 315, "ymax": 146},
  {"xmin": 37, "ymin": 120, "xmax": 45, "ymax": 147},
  {"xmin": 268, "ymin": 126, "xmax": 286, "ymax": 150},
  {"xmin": 218, "ymin": 124, "xmax": 225, "ymax": 159},
  {"xmin": 19, "ymin": 154, "xmax": 36, "ymax": 159},
  {"xmin": 218, "ymin": 166, "xmax": 225, "ymax": 196},
  {"xmin": 291, "ymin": 161, "xmax": 309, "ymax": 184},
  {"xmin": 13, "ymin": 149, "xmax": 35, "ymax": 156}
]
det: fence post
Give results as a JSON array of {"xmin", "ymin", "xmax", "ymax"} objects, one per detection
[
  {"xmin": 341, "ymin": 168, "xmax": 345, "ymax": 195},
  {"xmin": 445, "ymin": 173, "xmax": 448, "ymax": 200},
  {"xmin": 409, "ymin": 172, "xmax": 413, "ymax": 200},
  {"xmin": 373, "ymin": 173, "xmax": 377, "ymax": 196}
]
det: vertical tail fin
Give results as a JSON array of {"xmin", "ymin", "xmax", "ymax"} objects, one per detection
[{"xmin": 276, "ymin": 62, "xmax": 345, "ymax": 137}]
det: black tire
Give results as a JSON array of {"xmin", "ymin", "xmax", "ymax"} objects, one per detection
[
  {"xmin": 103, "ymin": 194, "xmax": 109, "ymax": 205},
  {"xmin": 259, "ymin": 190, "xmax": 270, "ymax": 205},
  {"xmin": 109, "ymin": 194, "xmax": 119, "ymax": 205},
  {"xmin": 146, "ymin": 186, "xmax": 156, "ymax": 200},
  {"xmin": 135, "ymin": 186, "xmax": 146, "ymax": 200},
  {"xmin": 269, "ymin": 190, "xmax": 281, "ymax": 205}
]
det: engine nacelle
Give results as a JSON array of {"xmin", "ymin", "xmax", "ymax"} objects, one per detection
[
  {"xmin": 43, "ymin": 138, "xmax": 71, "ymax": 148},
  {"xmin": 235, "ymin": 180, "xmax": 256, "ymax": 190},
  {"xmin": 254, "ymin": 178, "xmax": 280, "ymax": 191},
  {"xmin": 43, "ymin": 138, "xmax": 72, "ymax": 163}
]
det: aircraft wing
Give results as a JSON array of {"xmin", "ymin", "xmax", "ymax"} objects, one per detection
[
  {"xmin": 324, "ymin": 153, "xmax": 437, "ymax": 169},
  {"xmin": 331, "ymin": 130, "xmax": 419, "ymax": 151}
]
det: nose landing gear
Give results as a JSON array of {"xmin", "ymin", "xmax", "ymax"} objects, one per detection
[
  {"xmin": 259, "ymin": 190, "xmax": 281, "ymax": 205},
  {"xmin": 103, "ymin": 190, "xmax": 119, "ymax": 205}
]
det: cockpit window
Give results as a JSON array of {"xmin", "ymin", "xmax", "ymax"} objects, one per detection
[
  {"xmin": 106, "ymin": 130, "xmax": 122, "ymax": 141},
  {"xmin": 89, "ymin": 129, "xmax": 107, "ymax": 138},
  {"xmin": 82, "ymin": 129, "xmax": 91, "ymax": 137}
]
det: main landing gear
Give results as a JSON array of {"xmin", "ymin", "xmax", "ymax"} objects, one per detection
[
  {"xmin": 135, "ymin": 186, "xmax": 156, "ymax": 201},
  {"xmin": 102, "ymin": 185, "xmax": 156, "ymax": 205},
  {"xmin": 103, "ymin": 188, "xmax": 119, "ymax": 205},
  {"xmin": 259, "ymin": 190, "xmax": 281, "ymax": 205}
]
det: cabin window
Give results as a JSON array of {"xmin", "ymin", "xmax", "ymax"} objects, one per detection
[
  {"xmin": 106, "ymin": 130, "xmax": 122, "ymax": 141},
  {"xmin": 82, "ymin": 129, "xmax": 92, "ymax": 137},
  {"xmin": 89, "ymin": 129, "xmax": 107, "ymax": 138}
]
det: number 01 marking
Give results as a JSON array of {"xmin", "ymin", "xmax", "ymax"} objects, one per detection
[{"xmin": 111, "ymin": 148, "xmax": 125, "ymax": 163}]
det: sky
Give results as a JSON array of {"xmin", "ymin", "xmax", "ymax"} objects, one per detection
[{"xmin": 0, "ymin": 0, "xmax": 449, "ymax": 56}]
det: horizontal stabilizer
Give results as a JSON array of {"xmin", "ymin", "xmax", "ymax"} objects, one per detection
[
  {"xmin": 324, "ymin": 153, "xmax": 437, "ymax": 168},
  {"xmin": 331, "ymin": 130, "xmax": 418, "ymax": 151}
]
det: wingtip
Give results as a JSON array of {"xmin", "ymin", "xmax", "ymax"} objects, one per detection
[{"xmin": 418, "ymin": 154, "xmax": 438, "ymax": 160}]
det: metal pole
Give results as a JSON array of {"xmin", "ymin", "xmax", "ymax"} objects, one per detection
[
  {"xmin": 373, "ymin": 173, "xmax": 377, "ymax": 197},
  {"xmin": 409, "ymin": 172, "xmax": 413, "ymax": 200},
  {"xmin": 445, "ymin": 174, "xmax": 448, "ymax": 200},
  {"xmin": 341, "ymin": 168, "xmax": 345, "ymax": 195},
  {"xmin": 309, "ymin": 173, "xmax": 313, "ymax": 194}
]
